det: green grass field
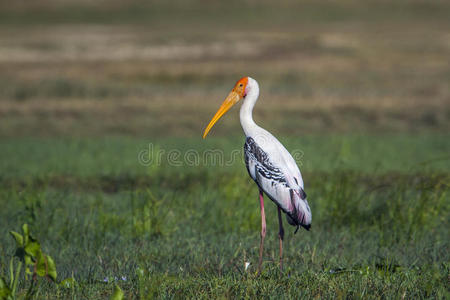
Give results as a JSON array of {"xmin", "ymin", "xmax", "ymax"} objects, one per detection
[
  {"xmin": 1, "ymin": 135, "xmax": 448, "ymax": 298},
  {"xmin": 0, "ymin": 0, "xmax": 449, "ymax": 299}
]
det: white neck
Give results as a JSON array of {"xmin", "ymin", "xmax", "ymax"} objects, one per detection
[{"xmin": 239, "ymin": 77, "xmax": 260, "ymax": 137}]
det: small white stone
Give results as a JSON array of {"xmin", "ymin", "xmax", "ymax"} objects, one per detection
[{"xmin": 245, "ymin": 262, "xmax": 250, "ymax": 271}]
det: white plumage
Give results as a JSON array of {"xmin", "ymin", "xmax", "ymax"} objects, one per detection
[
  {"xmin": 240, "ymin": 78, "xmax": 311, "ymax": 230},
  {"xmin": 203, "ymin": 76, "xmax": 311, "ymax": 273}
]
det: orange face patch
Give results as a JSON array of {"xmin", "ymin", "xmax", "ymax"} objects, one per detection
[{"xmin": 232, "ymin": 77, "xmax": 248, "ymax": 98}]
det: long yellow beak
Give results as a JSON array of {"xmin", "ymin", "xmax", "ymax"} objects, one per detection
[{"xmin": 203, "ymin": 91, "xmax": 241, "ymax": 139}]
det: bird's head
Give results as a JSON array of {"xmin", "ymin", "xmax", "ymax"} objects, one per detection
[{"xmin": 203, "ymin": 76, "xmax": 249, "ymax": 139}]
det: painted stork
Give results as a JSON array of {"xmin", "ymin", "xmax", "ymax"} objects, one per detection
[{"xmin": 203, "ymin": 77, "xmax": 311, "ymax": 273}]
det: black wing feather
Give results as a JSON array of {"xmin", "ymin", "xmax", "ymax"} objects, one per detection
[{"xmin": 244, "ymin": 137, "xmax": 287, "ymax": 185}]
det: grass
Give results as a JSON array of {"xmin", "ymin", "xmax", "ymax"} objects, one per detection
[
  {"xmin": 0, "ymin": 0, "xmax": 449, "ymax": 298},
  {"xmin": 0, "ymin": 135, "xmax": 448, "ymax": 298}
]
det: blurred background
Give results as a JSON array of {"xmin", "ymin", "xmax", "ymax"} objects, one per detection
[
  {"xmin": 0, "ymin": 0, "xmax": 449, "ymax": 298},
  {"xmin": 1, "ymin": 0, "xmax": 448, "ymax": 137}
]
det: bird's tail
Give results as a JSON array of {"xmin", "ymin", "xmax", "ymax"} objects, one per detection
[{"xmin": 286, "ymin": 189, "xmax": 312, "ymax": 231}]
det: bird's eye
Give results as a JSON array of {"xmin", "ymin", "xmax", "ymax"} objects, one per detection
[{"xmin": 239, "ymin": 83, "xmax": 243, "ymax": 87}]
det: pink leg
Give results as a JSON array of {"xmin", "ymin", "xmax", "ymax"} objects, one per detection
[
  {"xmin": 258, "ymin": 190, "xmax": 266, "ymax": 275},
  {"xmin": 277, "ymin": 206, "xmax": 284, "ymax": 272}
]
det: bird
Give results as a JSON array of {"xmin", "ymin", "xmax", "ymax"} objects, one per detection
[{"xmin": 203, "ymin": 77, "xmax": 311, "ymax": 274}]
